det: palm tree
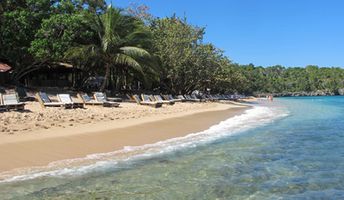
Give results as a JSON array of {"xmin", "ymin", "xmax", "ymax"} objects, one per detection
[{"xmin": 66, "ymin": 5, "xmax": 155, "ymax": 91}]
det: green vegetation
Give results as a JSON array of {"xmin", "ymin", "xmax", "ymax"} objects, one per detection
[{"xmin": 1, "ymin": 0, "xmax": 344, "ymax": 95}]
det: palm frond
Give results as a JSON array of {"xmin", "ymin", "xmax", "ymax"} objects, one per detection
[
  {"xmin": 114, "ymin": 53, "xmax": 144, "ymax": 74},
  {"xmin": 120, "ymin": 46, "xmax": 150, "ymax": 58},
  {"xmin": 101, "ymin": 6, "xmax": 123, "ymax": 51}
]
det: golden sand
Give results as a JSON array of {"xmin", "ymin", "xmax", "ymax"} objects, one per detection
[{"xmin": 0, "ymin": 101, "xmax": 249, "ymax": 172}]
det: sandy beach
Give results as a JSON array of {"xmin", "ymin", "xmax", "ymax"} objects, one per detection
[{"xmin": 0, "ymin": 101, "xmax": 249, "ymax": 173}]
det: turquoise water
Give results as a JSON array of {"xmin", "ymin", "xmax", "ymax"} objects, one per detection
[{"xmin": 1, "ymin": 97, "xmax": 344, "ymax": 199}]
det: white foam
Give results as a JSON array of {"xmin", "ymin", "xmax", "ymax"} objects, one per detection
[{"xmin": 0, "ymin": 105, "xmax": 288, "ymax": 183}]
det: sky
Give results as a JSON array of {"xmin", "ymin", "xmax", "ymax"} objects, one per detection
[{"xmin": 109, "ymin": 0, "xmax": 344, "ymax": 67}]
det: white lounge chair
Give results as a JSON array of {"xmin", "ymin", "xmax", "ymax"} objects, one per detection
[
  {"xmin": 1, "ymin": 93, "xmax": 25, "ymax": 111},
  {"xmin": 57, "ymin": 94, "xmax": 84, "ymax": 109},
  {"xmin": 176, "ymin": 95, "xmax": 188, "ymax": 102},
  {"xmin": 78, "ymin": 93, "xmax": 103, "ymax": 106},
  {"xmin": 36, "ymin": 92, "xmax": 69, "ymax": 108},
  {"xmin": 154, "ymin": 95, "xmax": 175, "ymax": 105},
  {"xmin": 93, "ymin": 92, "xmax": 120, "ymax": 107},
  {"xmin": 132, "ymin": 94, "xmax": 162, "ymax": 108},
  {"xmin": 163, "ymin": 94, "xmax": 182, "ymax": 103},
  {"xmin": 184, "ymin": 95, "xmax": 201, "ymax": 102}
]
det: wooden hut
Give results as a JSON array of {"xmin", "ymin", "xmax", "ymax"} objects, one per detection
[{"xmin": 19, "ymin": 62, "xmax": 83, "ymax": 88}]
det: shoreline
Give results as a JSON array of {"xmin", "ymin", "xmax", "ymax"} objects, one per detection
[{"xmin": 0, "ymin": 103, "xmax": 249, "ymax": 174}]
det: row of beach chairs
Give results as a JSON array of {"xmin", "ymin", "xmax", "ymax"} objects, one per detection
[
  {"xmin": 38, "ymin": 93, "xmax": 203, "ymax": 109},
  {"xmin": 131, "ymin": 94, "xmax": 177, "ymax": 108},
  {"xmin": 128, "ymin": 93, "xmax": 240, "ymax": 107},
  {"xmin": 201, "ymin": 94, "xmax": 243, "ymax": 101},
  {"xmin": 0, "ymin": 90, "xmax": 244, "ymax": 112},
  {"xmin": 36, "ymin": 92, "xmax": 120, "ymax": 109}
]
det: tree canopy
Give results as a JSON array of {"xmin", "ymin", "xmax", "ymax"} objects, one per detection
[{"xmin": 1, "ymin": 0, "xmax": 344, "ymax": 96}]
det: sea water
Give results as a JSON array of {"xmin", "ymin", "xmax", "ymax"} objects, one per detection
[{"xmin": 1, "ymin": 96, "xmax": 344, "ymax": 199}]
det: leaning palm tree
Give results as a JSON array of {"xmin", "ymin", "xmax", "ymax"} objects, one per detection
[{"xmin": 66, "ymin": 5, "xmax": 154, "ymax": 91}]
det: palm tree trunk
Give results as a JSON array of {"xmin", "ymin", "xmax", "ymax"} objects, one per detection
[
  {"xmin": 124, "ymin": 68, "xmax": 128, "ymax": 90},
  {"xmin": 101, "ymin": 63, "xmax": 110, "ymax": 91}
]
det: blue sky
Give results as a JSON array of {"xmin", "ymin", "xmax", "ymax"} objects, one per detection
[{"xmin": 109, "ymin": 0, "xmax": 344, "ymax": 67}]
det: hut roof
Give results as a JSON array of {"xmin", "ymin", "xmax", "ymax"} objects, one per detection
[{"xmin": 0, "ymin": 62, "xmax": 11, "ymax": 73}]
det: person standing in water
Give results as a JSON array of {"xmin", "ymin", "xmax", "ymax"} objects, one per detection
[{"xmin": 268, "ymin": 95, "xmax": 273, "ymax": 101}]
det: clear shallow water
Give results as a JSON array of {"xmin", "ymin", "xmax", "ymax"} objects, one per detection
[{"xmin": 1, "ymin": 97, "xmax": 344, "ymax": 199}]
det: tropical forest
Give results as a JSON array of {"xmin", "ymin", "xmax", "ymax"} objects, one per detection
[{"xmin": 1, "ymin": 0, "xmax": 344, "ymax": 96}]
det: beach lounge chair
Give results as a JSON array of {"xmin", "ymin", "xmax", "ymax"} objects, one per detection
[
  {"xmin": 219, "ymin": 94, "xmax": 227, "ymax": 100},
  {"xmin": 36, "ymin": 92, "xmax": 69, "ymax": 108},
  {"xmin": 142, "ymin": 94, "xmax": 164, "ymax": 104},
  {"xmin": 78, "ymin": 93, "xmax": 103, "ymax": 106},
  {"xmin": 106, "ymin": 96, "xmax": 122, "ymax": 102},
  {"xmin": 15, "ymin": 87, "xmax": 36, "ymax": 102},
  {"xmin": 201, "ymin": 94, "xmax": 209, "ymax": 101},
  {"xmin": 225, "ymin": 94, "xmax": 233, "ymax": 100},
  {"xmin": 224, "ymin": 95, "xmax": 232, "ymax": 100},
  {"xmin": 57, "ymin": 94, "xmax": 84, "ymax": 109},
  {"xmin": 1, "ymin": 93, "xmax": 25, "ymax": 111},
  {"xmin": 216, "ymin": 95, "xmax": 224, "ymax": 100},
  {"xmin": 176, "ymin": 95, "xmax": 188, "ymax": 102},
  {"xmin": 153, "ymin": 95, "xmax": 175, "ymax": 105},
  {"xmin": 125, "ymin": 94, "xmax": 136, "ymax": 103},
  {"xmin": 216, "ymin": 95, "xmax": 232, "ymax": 103},
  {"xmin": 93, "ymin": 92, "xmax": 120, "ymax": 107},
  {"xmin": 0, "ymin": 94, "xmax": 5, "ymax": 111},
  {"xmin": 182, "ymin": 95, "xmax": 192, "ymax": 101},
  {"xmin": 142, "ymin": 94, "xmax": 153, "ymax": 102},
  {"xmin": 132, "ymin": 94, "xmax": 162, "ymax": 108},
  {"xmin": 191, "ymin": 94, "xmax": 203, "ymax": 102},
  {"xmin": 200, "ymin": 94, "xmax": 211, "ymax": 102},
  {"xmin": 163, "ymin": 94, "xmax": 182, "ymax": 103},
  {"xmin": 207, "ymin": 95, "xmax": 217, "ymax": 101},
  {"xmin": 227, "ymin": 94, "xmax": 235, "ymax": 100},
  {"xmin": 219, "ymin": 95, "xmax": 226, "ymax": 100},
  {"xmin": 184, "ymin": 95, "xmax": 201, "ymax": 102}
]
